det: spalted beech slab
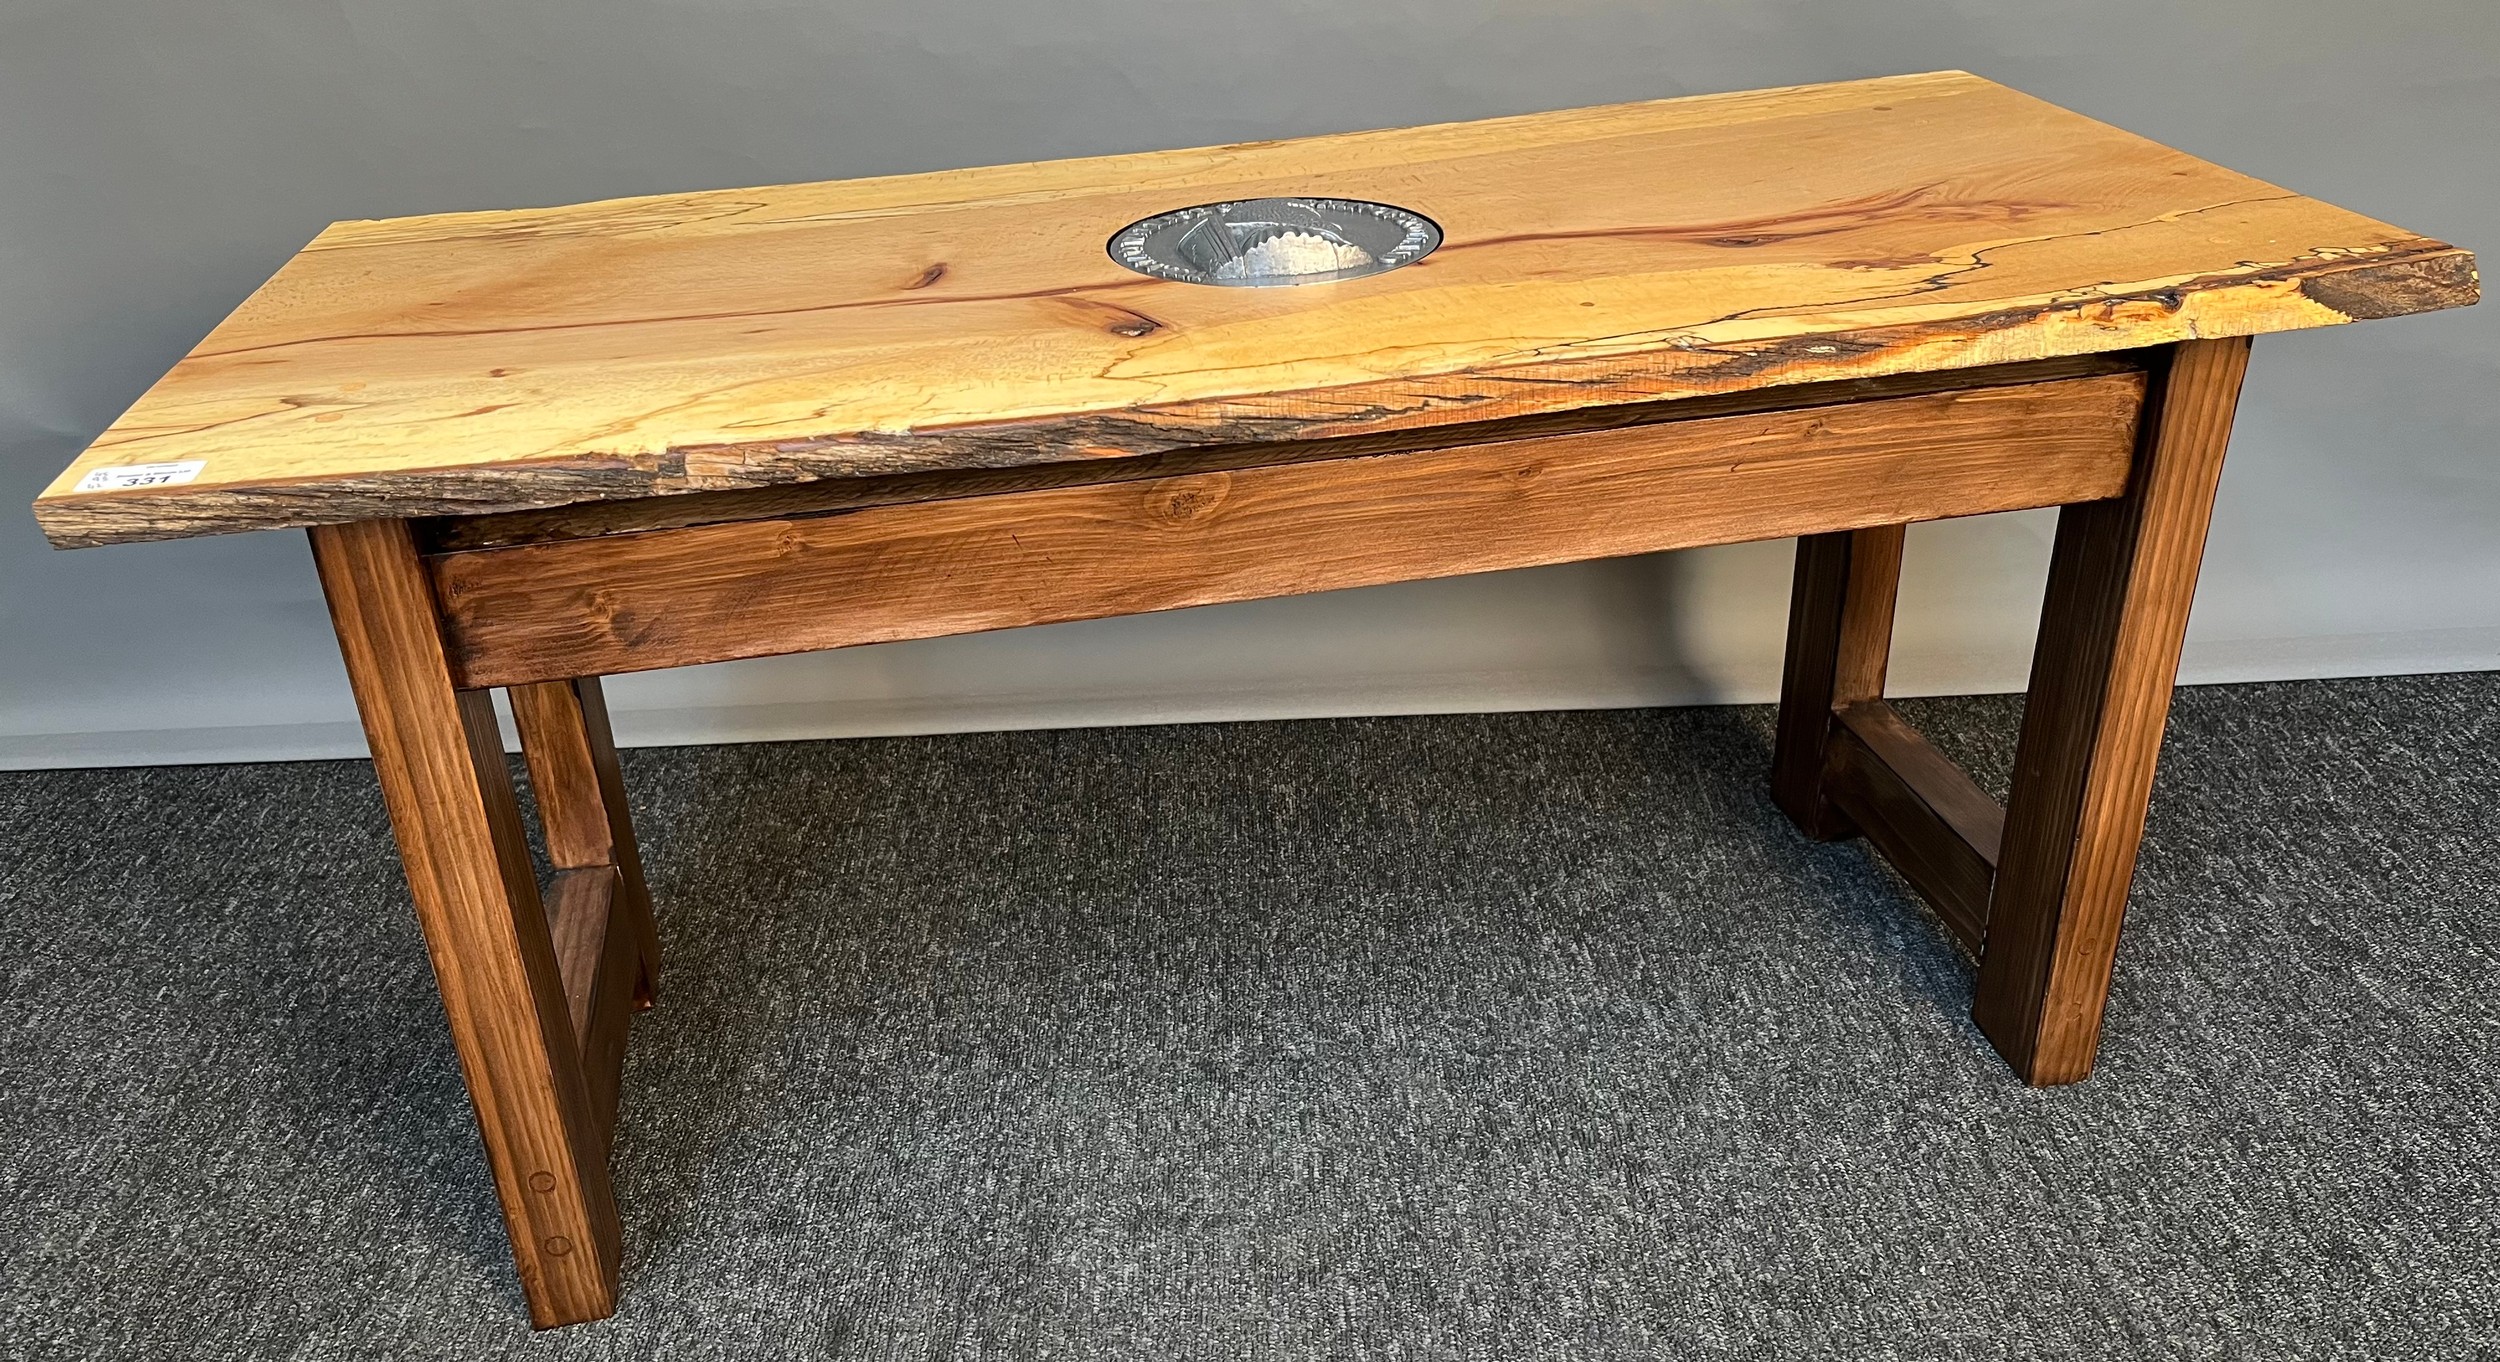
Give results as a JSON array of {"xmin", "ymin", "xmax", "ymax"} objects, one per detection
[{"xmin": 38, "ymin": 71, "xmax": 2474, "ymax": 547}]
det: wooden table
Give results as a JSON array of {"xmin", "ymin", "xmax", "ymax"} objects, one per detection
[{"xmin": 34, "ymin": 71, "xmax": 2475, "ymax": 1327}]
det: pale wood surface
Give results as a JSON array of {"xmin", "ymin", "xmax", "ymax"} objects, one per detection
[
  {"xmin": 1974, "ymin": 336, "xmax": 2253, "ymax": 1086},
  {"xmin": 428, "ymin": 371, "xmax": 2145, "ymax": 689},
  {"xmin": 39, "ymin": 71, "xmax": 2472, "ymax": 547}
]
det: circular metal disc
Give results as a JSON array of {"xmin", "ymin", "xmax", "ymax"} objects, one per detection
[{"xmin": 1108, "ymin": 197, "xmax": 1440, "ymax": 288}]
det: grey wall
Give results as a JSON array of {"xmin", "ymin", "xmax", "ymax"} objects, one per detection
[{"xmin": 3, "ymin": 0, "xmax": 2493, "ymax": 767}]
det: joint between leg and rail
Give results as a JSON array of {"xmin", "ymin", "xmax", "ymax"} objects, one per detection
[
  {"xmin": 544, "ymin": 865, "xmax": 637, "ymax": 1155},
  {"xmin": 1823, "ymin": 701, "xmax": 2002, "ymax": 952}
]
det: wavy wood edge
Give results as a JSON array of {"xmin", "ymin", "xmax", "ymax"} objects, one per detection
[
  {"xmin": 425, "ymin": 372, "xmax": 2145, "ymax": 689},
  {"xmin": 33, "ymin": 244, "xmax": 2470, "ymax": 549},
  {"xmin": 419, "ymin": 355, "xmax": 2143, "ymax": 552}
]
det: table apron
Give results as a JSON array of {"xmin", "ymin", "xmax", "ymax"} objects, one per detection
[{"xmin": 426, "ymin": 371, "xmax": 2146, "ymax": 690}]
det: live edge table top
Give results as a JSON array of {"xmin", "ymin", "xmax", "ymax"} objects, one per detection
[{"xmin": 34, "ymin": 70, "xmax": 2476, "ymax": 549}]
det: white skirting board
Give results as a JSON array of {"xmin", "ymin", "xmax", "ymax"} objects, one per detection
[
  {"xmin": 4, "ymin": 626, "xmax": 2493, "ymax": 772},
  {"xmin": 9, "ymin": 502, "xmax": 2496, "ymax": 772}
]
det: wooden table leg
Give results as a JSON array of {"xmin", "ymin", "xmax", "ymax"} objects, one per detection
[
  {"xmin": 510, "ymin": 676, "xmax": 660, "ymax": 1151},
  {"xmin": 510, "ymin": 677, "xmax": 660, "ymax": 1008},
  {"xmin": 1974, "ymin": 336, "xmax": 2253, "ymax": 1085},
  {"xmin": 309, "ymin": 519, "xmax": 623, "ymax": 1327},
  {"xmin": 1772, "ymin": 523, "xmax": 1908, "ymax": 839}
]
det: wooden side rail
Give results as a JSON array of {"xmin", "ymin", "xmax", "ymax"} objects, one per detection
[
  {"xmin": 511, "ymin": 676, "xmax": 657, "ymax": 1159},
  {"xmin": 511, "ymin": 678, "xmax": 660, "ymax": 1008},
  {"xmin": 545, "ymin": 866, "xmax": 639, "ymax": 1156},
  {"xmin": 1823, "ymin": 701, "xmax": 2004, "ymax": 951},
  {"xmin": 426, "ymin": 371, "xmax": 2147, "ymax": 690}
]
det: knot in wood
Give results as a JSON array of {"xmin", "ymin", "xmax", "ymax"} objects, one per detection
[{"xmin": 1146, "ymin": 475, "xmax": 1228, "ymax": 524}]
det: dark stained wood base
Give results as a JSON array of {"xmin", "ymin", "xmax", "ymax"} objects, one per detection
[
  {"xmin": 1973, "ymin": 337, "xmax": 2253, "ymax": 1084},
  {"xmin": 1771, "ymin": 337, "xmax": 2252, "ymax": 1087},
  {"xmin": 1826, "ymin": 700, "xmax": 2003, "ymax": 953},
  {"xmin": 317, "ymin": 344, "xmax": 2247, "ymax": 1326},
  {"xmin": 311, "ymin": 522, "xmax": 661, "ymax": 1328}
]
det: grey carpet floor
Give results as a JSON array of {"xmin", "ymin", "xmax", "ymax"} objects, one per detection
[{"xmin": 2, "ymin": 675, "xmax": 2496, "ymax": 1360}]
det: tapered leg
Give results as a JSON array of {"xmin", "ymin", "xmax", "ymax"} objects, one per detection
[
  {"xmin": 1772, "ymin": 523, "xmax": 1908, "ymax": 839},
  {"xmin": 509, "ymin": 677, "xmax": 659, "ymax": 1007},
  {"xmin": 1975, "ymin": 336, "xmax": 2253, "ymax": 1085},
  {"xmin": 310, "ymin": 519, "xmax": 622, "ymax": 1327}
]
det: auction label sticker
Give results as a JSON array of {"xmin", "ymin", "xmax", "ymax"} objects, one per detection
[{"xmin": 75, "ymin": 461, "xmax": 206, "ymax": 492}]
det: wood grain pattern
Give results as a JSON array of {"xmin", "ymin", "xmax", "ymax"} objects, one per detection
[
  {"xmin": 427, "ymin": 373, "xmax": 2144, "ymax": 689},
  {"xmin": 545, "ymin": 867, "xmax": 619, "ymax": 1047},
  {"xmin": 1770, "ymin": 525, "xmax": 1906, "ymax": 839},
  {"xmin": 1973, "ymin": 336, "xmax": 2252, "ymax": 1086},
  {"xmin": 510, "ymin": 677, "xmax": 659, "ymax": 1005},
  {"xmin": 306, "ymin": 519, "xmax": 621, "ymax": 1327},
  {"xmin": 545, "ymin": 866, "xmax": 637, "ymax": 1157},
  {"xmin": 1826, "ymin": 699, "xmax": 2004, "ymax": 951},
  {"xmin": 38, "ymin": 71, "xmax": 2471, "ymax": 547},
  {"xmin": 415, "ymin": 355, "xmax": 2143, "ymax": 552}
]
